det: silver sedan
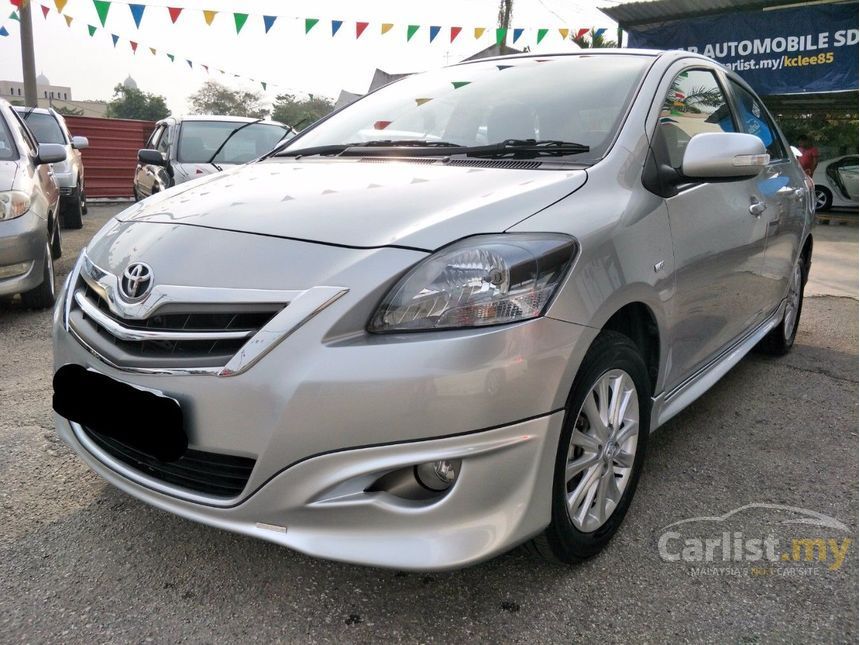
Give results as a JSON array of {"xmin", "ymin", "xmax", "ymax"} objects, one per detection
[{"xmin": 52, "ymin": 50, "xmax": 813, "ymax": 570}]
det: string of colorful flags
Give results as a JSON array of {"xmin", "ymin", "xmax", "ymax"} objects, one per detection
[
  {"xmin": 3, "ymin": 1, "xmax": 280, "ymax": 90},
  {"xmin": 7, "ymin": 0, "xmax": 613, "ymax": 47}
]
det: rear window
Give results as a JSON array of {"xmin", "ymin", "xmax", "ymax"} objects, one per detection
[
  {"xmin": 18, "ymin": 111, "xmax": 66, "ymax": 145},
  {"xmin": 177, "ymin": 121, "xmax": 291, "ymax": 164}
]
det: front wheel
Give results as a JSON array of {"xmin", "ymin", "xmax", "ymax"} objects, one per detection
[
  {"xmin": 526, "ymin": 331, "xmax": 650, "ymax": 563},
  {"xmin": 814, "ymin": 186, "xmax": 832, "ymax": 212}
]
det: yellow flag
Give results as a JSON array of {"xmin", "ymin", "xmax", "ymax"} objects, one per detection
[
  {"xmin": 64, "ymin": 14, "xmax": 73, "ymax": 27},
  {"xmin": 559, "ymin": 28, "xmax": 569, "ymax": 39},
  {"xmin": 203, "ymin": 10, "xmax": 217, "ymax": 26},
  {"xmin": 381, "ymin": 23, "xmax": 393, "ymax": 34},
  {"xmin": 149, "ymin": 47, "xmax": 156, "ymax": 55},
  {"xmin": 474, "ymin": 27, "xmax": 485, "ymax": 39},
  {"xmin": 54, "ymin": 0, "xmax": 67, "ymax": 12}
]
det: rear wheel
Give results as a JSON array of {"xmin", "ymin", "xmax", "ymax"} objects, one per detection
[
  {"xmin": 50, "ymin": 216, "xmax": 62, "ymax": 259},
  {"xmin": 21, "ymin": 242, "xmax": 56, "ymax": 309},
  {"xmin": 527, "ymin": 331, "xmax": 650, "ymax": 563},
  {"xmin": 814, "ymin": 186, "xmax": 833, "ymax": 212},
  {"xmin": 758, "ymin": 256, "xmax": 805, "ymax": 355}
]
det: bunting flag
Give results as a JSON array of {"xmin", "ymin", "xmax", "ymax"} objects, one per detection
[
  {"xmin": 201, "ymin": 64, "xmax": 208, "ymax": 73},
  {"xmin": 53, "ymin": 0, "xmax": 66, "ymax": 12},
  {"xmin": 8, "ymin": 0, "xmax": 20, "ymax": 7},
  {"xmin": 166, "ymin": 53, "xmax": 174, "ymax": 62},
  {"xmin": 167, "ymin": 6, "xmax": 181, "ymax": 23},
  {"xmin": 40, "ymin": 5, "xmax": 49, "ymax": 19},
  {"xmin": 536, "ymin": 27, "xmax": 548, "ymax": 44},
  {"xmin": 263, "ymin": 15, "xmax": 276, "ymax": 33},
  {"xmin": 450, "ymin": 26, "xmax": 461, "ymax": 42},
  {"xmin": 407, "ymin": 24, "xmax": 419, "ymax": 41},
  {"xmin": 380, "ymin": 22, "xmax": 392, "ymax": 34},
  {"xmin": 186, "ymin": 59, "xmax": 192, "ymax": 68},
  {"xmin": 355, "ymin": 21, "xmax": 367, "ymax": 38},
  {"xmin": 92, "ymin": 0, "xmax": 109, "ymax": 27},
  {"xmin": 330, "ymin": 19, "xmax": 341, "ymax": 36},
  {"xmin": 148, "ymin": 46, "xmax": 155, "ymax": 55},
  {"xmin": 304, "ymin": 18, "xmax": 318, "ymax": 33},
  {"xmin": 128, "ymin": 3, "xmax": 144, "ymax": 28},
  {"xmin": 559, "ymin": 28, "xmax": 570, "ymax": 39},
  {"xmin": 495, "ymin": 28, "xmax": 506, "ymax": 45},
  {"xmin": 0, "ymin": 26, "xmax": 8, "ymax": 36},
  {"xmin": 513, "ymin": 27, "xmax": 523, "ymax": 43},
  {"xmin": 261, "ymin": 81, "xmax": 267, "ymax": 90},
  {"xmin": 429, "ymin": 25, "xmax": 440, "ymax": 43},
  {"xmin": 110, "ymin": 32, "xmax": 118, "ymax": 46},
  {"xmin": 575, "ymin": 28, "xmax": 589, "ymax": 39},
  {"xmin": 451, "ymin": 81, "xmax": 470, "ymax": 89},
  {"xmin": 233, "ymin": 12, "xmax": 247, "ymax": 34},
  {"xmin": 129, "ymin": 39, "xmax": 137, "ymax": 53},
  {"xmin": 9, "ymin": 10, "xmax": 18, "ymax": 20},
  {"xmin": 474, "ymin": 27, "xmax": 485, "ymax": 39},
  {"xmin": 63, "ymin": 13, "xmax": 72, "ymax": 26},
  {"xmin": 595, "ymin": 27, "xmax": 607, "ymax": 38},
  {"xmin": 87, "ymin": 23, "xmax": 95, "ymax": 36},
  {"xmin": 415, "ymin": 98, "xmax": 432, "ymax": 106},
  {"xmin": 202, "ymin": 9, "xmax": 216, "ymax": 25}
]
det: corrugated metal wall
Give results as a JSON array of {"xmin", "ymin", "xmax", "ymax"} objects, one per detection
[{"xmin": 64, "ymin": 115, "xmax": 155, "ymax": 199}]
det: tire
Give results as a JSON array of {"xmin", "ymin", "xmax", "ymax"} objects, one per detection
[
  {"xmin": 814, "ymin": 186, "xmax": 832, "ymax": 212},
  {"xmin": 61, "ymin": 188, "xmax": 83, "ymax": 229},
  {"xmin": 757, "ymin": 255, "xmax": 806, "ymax": 355},
  {"xmin": 21, "ymin": 242, "xmax": 56, "ymax": 309},
  {"xmin": 50, "ymin": 216, "xmax": 62, "ymax": 260},
  {"xmin": 526, "ymin": 330, "xmax": 651, "ymax": 563},
  {"xmin": 133, "ymin": 185, "xmax": 140, "ymax": 202},
  {"xmin": 80, "ymin": 182, "xmax": 88, "ymax": 215}
]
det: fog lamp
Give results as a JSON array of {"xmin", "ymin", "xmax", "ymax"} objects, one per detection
[
  {"xmin": 415, "ymin": 459, "xmax": 460, "ymax": 491},
  {"xmin": 0, "ymin": 261, "xmax": 32, "ymax": 279}
]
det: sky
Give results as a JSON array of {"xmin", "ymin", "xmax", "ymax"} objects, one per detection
[{"xmin": 0, "ymin": 0, "xmax": 621, "ymax": 113}]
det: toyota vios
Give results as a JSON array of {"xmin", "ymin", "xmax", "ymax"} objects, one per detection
[{"xmin": 53, "ymin": 51, "xmax": 813, "ymax": 570}]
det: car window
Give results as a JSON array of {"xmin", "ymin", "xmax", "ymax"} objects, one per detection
[
  {"xmin": 18, "ymin": 111, "xmax": 66, "ymax": 144},
  {"xmin": 146, "ymin": 125, "xmax": 163, "ymax": 149},
  {"xmin": 177, "ymin": 121, "xmax": 290, "ymax": 164},
  {"xmin": 729, "ymin": 81, "xmax": 787, "ymax": 161},
  {"xmin": 0, "ymin": 111, "xmax": 18, "ymax": 160},
  {"xmin": 156, "ymin": 125, "xmax": 172, "ymax": 154},
  {"xmin": 7, "ymin": 108, "xmax": 37, "ymax": 156},
  {"xmin": 286, "ymin": 55, "xmax": 652, "ymax": 163},
  {"xmin": 654, "ymin": 68, "xmax": 736, "ymax": 170}
]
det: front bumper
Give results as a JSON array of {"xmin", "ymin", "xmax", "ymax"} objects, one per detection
[{"xmin": 0, "ymin": 211, "xmax": 47, "ymax": 297}]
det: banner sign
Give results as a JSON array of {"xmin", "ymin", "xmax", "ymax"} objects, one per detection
[{"xmin": 627, "ymin": 3, "xmax": 858, "ymax": 95}]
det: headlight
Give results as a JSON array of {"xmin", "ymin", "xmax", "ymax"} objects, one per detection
[
  {"xmin": 0, "ymin": 191, "xmax": 31, "ymax": 220},
  {"xmin": 369, "ymin": 233, "xmax": 577, "ymax": 332}
]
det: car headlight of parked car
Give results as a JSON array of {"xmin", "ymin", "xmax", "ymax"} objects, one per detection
[
  {"xmin": 369, "ymin": 233, "xmax": 577, "ymax": 332},
  {"xmin": 0, "ymin": 191, "xmax": 31, "ymax": 220}
]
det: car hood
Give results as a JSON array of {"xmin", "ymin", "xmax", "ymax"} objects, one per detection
[
  {"xmin": 0, "ymin": 160, "xmax": 19, "ymax": 191},
  {"xmin": 118, "ymin": 158, "xmax": 587, "ymax": 250}
]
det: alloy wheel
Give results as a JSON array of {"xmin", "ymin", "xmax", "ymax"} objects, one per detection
[
  {"xmin": 783, "ymin": 261, "xmax": 802, "ymax": 340},
  {"xmin": 565, "ymin": 369, "xmax": 639, "ymax": 532},
  {"xmin": 814, "ymin": 189, "xmax": 827, "ymax": 210}
]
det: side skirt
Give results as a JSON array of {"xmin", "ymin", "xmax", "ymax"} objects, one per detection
[{"xmin": 650, "ymin": 301, "xmax": 786, "ymax": 431}]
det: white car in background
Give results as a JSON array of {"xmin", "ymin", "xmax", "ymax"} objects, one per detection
[{"xmin": 812, "ymin": 154, "xmax": 859, "ymax": 211}]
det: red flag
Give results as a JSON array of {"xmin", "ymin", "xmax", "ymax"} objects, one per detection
[
  {"xmin": 9, "ymin": 0, "xmax": 21, "ymax": 7},
  {"xmin": 40, "ymin": 4, "xmax": 49, "ymax": 18},
  {"xmin": 167, "ymin": 7, "xmax": 182, "ymax": 23},
  {"xmin": 355, "ymin": 21, "xmax": 368, "ymax": 38},
  {"xmin": 130, "ymin": 40, "xmax": 138, "ymax": 53},
  {"xmin": 576, "ymin": 28, "xmax": 589, "ymax": 39},
  {"xmin": 450, "ymin": 26, "xmax": 462, "ymax": 42}
]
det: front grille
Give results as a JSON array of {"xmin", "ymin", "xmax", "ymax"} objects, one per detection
[
  {"xmin": 69, "ymin": 279, "xmax": 282, "ymax": 369},
  {"xmin": 83, "ymin": 425, "xmax": 256, "ymax": 498}
]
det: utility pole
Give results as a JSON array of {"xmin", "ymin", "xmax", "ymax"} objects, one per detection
[
  {"xmin": 497, "ymin": 0, "xmax": 513, "ymax": 55},
  {"xmin": 19, "ymin": 0, "xmax": 38, "ymax": 107}
]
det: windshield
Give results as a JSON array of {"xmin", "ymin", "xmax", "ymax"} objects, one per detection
[
  {"xmin": 19, "ymin": 111, "xmax": 66, "ymax": 144},
  {"xmin": 284, "ymin": 55, "xmax": 651, "ymax": 162},
  {"xmin": 177, "ymin": 121, "xmax": 291, "ymax": 164},
  {"xmin": 0, "ymin": 113, "xmax": 17, "ymax": 161}
]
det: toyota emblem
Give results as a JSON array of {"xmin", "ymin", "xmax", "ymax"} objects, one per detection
[{"xmin": 120, "ymin": 262, "xmax": 154, "ymax": 301}]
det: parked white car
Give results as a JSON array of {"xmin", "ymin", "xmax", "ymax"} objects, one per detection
[{"xmin": 812, "ymin": 154, "xmax": 858, "ymax": 211}]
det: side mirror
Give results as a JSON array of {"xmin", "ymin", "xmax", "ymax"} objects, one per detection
[
  {"xmin": 71, "ymin": 136, "xmax": 89, "ymax": 150},
  {"xmin": 35, "ymin": 143, "xmax": 67, "ymax": 165},
  {"xmin": 138, "ymin": 148, "xmax": 167, "ymax": 166},
  {"xmin": 682, "ymin": 132, "xmax": 769, "ymax": 180}
]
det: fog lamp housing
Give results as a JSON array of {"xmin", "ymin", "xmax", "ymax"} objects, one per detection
[{"xmin": 415, "ymin": 459, "xmax": 461, "ymax": 491}]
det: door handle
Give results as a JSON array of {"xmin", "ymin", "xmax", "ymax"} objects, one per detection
[
  {"xmin": 777, "ymin": 186, "xmax": 805, "ymax": 199},
  {"xmin": 749, "ymin": 199, "xmax": 767, "ymax": 216}
]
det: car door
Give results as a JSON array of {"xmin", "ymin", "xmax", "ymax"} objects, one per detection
[
  {"xmin": 728, "ymin": 79, "xmax": 808, "ymax": 309},
  {"xmin": 831, "ymin": 156, "xmax": 859, "ymax": 202},
  {"xmin": 136, "ymin": 125, "xmax": 163, "ymax": 197},
  {"xmin": 651, "ymin": 65, "xmax": 773, "ymax": 389}
]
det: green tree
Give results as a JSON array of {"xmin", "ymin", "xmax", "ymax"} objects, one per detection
[
  {"xmin": 271, "ymin": 93, "xmax": 334, "ymax": 129},
  {"xmin": 105, "ymin": 84, "xmax": 169, "ymax": 120},
  {"xmin": 55, "ymin": 105, "xmax": 84, "ymax": 116},
  {"xmin": 572, "ymin": 28, "xmax": 618, "ymax": 49},
  {"xmin": 188, "ymin": 80, "xmax": 269, "ymax": 118}
]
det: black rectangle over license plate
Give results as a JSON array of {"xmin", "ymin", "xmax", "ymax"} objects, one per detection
[{"xmin": 53, "ymin": 364, "xmax": 187, "ymax": 461}]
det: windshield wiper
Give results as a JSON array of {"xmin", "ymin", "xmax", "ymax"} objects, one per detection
[
  {"xmin": 206, "ymin": 118, "xmax": 264, "ymax": 169},
  {"xmin": 276, "ymin": 139, "xmax": 463, "ymax": 158},
  {"xmin": 467, "ymin": 139, "xmax": 590, "ymax": 158}
]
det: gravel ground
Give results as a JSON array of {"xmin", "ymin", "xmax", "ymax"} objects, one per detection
[{"xmin": 0, "ymin": 205, "xmax": 857, "ymax": 643}]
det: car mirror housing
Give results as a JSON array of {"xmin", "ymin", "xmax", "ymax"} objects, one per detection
[
  {"xmin": 71, "ymin": 136, "xmax": 89, "ymax": 150},
  {"xmin": 682, "ymin": 132, "xmax": 769, "ymax": 180},
  {"xmin": 35, "ymin": 143, "xmax": 67, "ymax": 165},
  {"xmin": 138, "ymin": 148, "xmax": 167, "ymax": 166}
]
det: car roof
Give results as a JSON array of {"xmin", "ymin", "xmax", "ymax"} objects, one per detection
[
  {"xmin": 11, "ymin": 105, "xmax": 56, "ymax": 116},
  {"xmin": 160, "ymin": 114, "xmax": 288, "ymax": 127}
]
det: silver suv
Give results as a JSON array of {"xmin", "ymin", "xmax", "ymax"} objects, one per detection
[
  {"xmin": 133, "ymin": 115, "xmax": 294, "ymax": 199},
  {"xmin": 13, "ymin": 106, "xmax": 88, "ymax": 229},
  {"xmin": 53, "ymin": 51, "xmax": 813, "ymax": 570}
]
